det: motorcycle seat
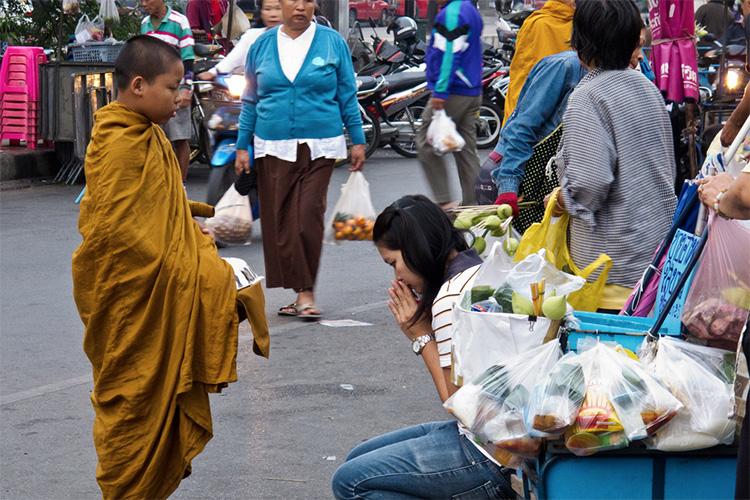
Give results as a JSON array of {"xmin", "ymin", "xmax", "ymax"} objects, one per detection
[
  {"xmin": 357, "ymin": 76, "xmax": 385, "ymax": 93},
  {"xmin": 385, "ymin": 72, "xmax": 426, "ymax": 94}
]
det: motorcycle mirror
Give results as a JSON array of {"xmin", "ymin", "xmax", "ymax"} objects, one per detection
[{"xmin": 369, "ymin": 17, "xmax": 377, "ymax": 29}]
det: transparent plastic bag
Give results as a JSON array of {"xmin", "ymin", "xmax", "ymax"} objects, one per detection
[
  {"xmin": 75, "ymin": 14, "xmax": 93, "ymax": 43},
  {"xmin": 426, "ymin": 109, "xmax": 465, "ymax": 155},
  {"xmin": 205, "ymin": 185, "xmax": 253, "ymax": 245},
  {"xmin": 525, "ymin": 351, "xmax": 586, "ymax": 438},
  {"xmin": 644, "ymin": 337, "xmax": 736, "ymax": 451},
  {"xmin": 681, "ymin": 213, "xmax": 750, "ymax": 349},
  {"xmin": 99, "ymin": 0, "xmax": 120, "ymax": 32},
  {"xmin": 444, "ymin": 341, "xmax": 562, "ymax": 458},
  {"xmin": 592, "ymin": 343, "xmax": 683, "ymax": 442},
  {"xmin": 89, "ymin": 15, "xmax": 105, "ymax": 41},
  {"xmin": 324, "ymin": 172, "xmax": 377, "ymax": 245}
]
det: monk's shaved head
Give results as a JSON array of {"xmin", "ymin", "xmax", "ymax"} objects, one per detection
[{"xmin": 114, "ymin": 35, "xmax": 183, "ymax": 91}]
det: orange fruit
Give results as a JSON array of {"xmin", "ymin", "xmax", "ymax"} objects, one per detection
[
  {"xmin": 352, "ymin": 227, "xmax": 363, "ymax": 237},
  {"xmin": 357, "ymin": 233, "xmax": 366, "ymax": 240},
  {"xmin": 342, "ymin": 226, "xmax": 353, "ymax": 236},
  {"xmin": 364, "ymin": 222, "xmax": 374, "ymax": 232},
  {"xmin": 355, "ymin": 216, "xmax": 367, "ymax": 227},
  {"xmin": 334, "ymin": 221, "xmax": 345, "ymax": 231},
  {"xmin": 346, "ymin": 219, "xmax": 357, "ymax": 227},
  {"xmin": 335, "ymin": 231, "xmax": 345, "ymax": 240}
]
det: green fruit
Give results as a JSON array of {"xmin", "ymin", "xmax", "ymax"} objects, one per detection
[
  {"xmin": 541, "ymin": 294, "xmax": 567, "ymax": 320},
  {"xmin": 472, "ymin": 236, "xmax": 486, "ymax": 255},
  {"xmin": 484, "ymin": 215, "xmax": 502, "ymax": 230},
  {"xmin": 721, "ymin": 287, "xmax": 750, "ymax": 309},
  {"xmin": 491, "ymin": 226, "xmax": 507, "ymax": 238},
  {"xmin": 472, "ymin": 213, "xmax": 489, "ymax": 225},
  {"xmin": 454, "ymin": 216, "xmax": 473, "ymax": 229},
  {"xmin": 504, "ymin": 237, "xmax": 519, "ymax": 256},
  {"xmin": 497, "ymin": 204, "xmax": 513, "ymax": 219},
  {"xmin": 512, "ymin": 292, "xmax": 536, "ymax": 316},
  {"xmin": 470, "ymin": 285, "xmax": 494, "ymax": 303}
]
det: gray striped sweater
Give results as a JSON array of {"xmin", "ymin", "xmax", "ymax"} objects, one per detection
[{"xmin": 555, "ymin": 68, "xmax": 677, "ymax": 288}]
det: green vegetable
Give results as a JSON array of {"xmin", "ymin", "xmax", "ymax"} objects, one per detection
[
  {"xmin": 470, "ymin": 285, "xmax": 494, "ymax": 304},
  {"xmin": 492, "ymin": 284, "xmax": 514, "ymax": 313}
]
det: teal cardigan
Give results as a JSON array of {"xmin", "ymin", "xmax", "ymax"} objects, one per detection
[{"xmin": 236, "ymin": 25, "xmax": 365, "ymax": 150}]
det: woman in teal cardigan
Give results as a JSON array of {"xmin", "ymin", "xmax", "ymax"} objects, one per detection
[{"xmin": 235, "ymin": 0, "xmax": 365, "ymax": 319}]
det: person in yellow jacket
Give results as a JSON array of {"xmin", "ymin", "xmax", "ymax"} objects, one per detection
[
  {"xmin": 503, "ymin": 0, "xmax": 575, "ymax": 125},
  {"xmin": 72, "ymin": 35, "xmax": 269, "ymax": 499}
]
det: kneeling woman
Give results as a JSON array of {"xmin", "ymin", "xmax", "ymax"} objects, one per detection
[{"xmin": 332, "ymin": 195, "xmax": 514, "ymax": 500}]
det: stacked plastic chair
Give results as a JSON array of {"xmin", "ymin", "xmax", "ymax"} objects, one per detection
[{"xmin": 0, "ymin": 46, "xmax": 47, "ymax": 148}]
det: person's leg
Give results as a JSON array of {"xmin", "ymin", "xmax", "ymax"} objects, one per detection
[
  {"xmin": 173, "ymin": 139, "xmax": 191, "ymax": 182},
  {"xmin": 448, "ymin": 94, "xmax": 481, "ymax": 206},
  {"xmin": 292, "ymin": 146, "xmax": 336, "ymax": 315},
  {"xmin": 332, "ymin": 421, "xmax": 513, "ymax": 500},
  {"xmin": 417, "ymin": 104, "xmax": 457, "ymax": 208}
]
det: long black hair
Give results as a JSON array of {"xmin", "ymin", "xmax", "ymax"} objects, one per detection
[
  {"xmin": 373, "ymin": 195, "xmax": 469, "ymax": 325},
  {"xmin": 253, "ymin": 0, "xmax": 270, "ymax": 28}
]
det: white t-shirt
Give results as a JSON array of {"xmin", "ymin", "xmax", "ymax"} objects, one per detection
[
  {"xmin": 431, "ymin": 265, "xmax": 481, "ymax": 368},
  {"xmin": 209, "ymin": 27, "xmax": 268, "ymax": 75}
]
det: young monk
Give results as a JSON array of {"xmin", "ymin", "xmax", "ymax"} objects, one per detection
[{"xmin": 71, "ymin": 35, "xmax": 269, "ymax": 499}]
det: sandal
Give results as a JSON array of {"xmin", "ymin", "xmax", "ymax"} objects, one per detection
[
  {"xmin": 297, "ymin": 303, "xmax": 322, "ymax": 320},
  {"xmin": 278, "ymin": 302, "xmax": 300, "ymax": 317}
]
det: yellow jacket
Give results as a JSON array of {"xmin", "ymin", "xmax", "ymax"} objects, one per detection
[{"xmin": 503, "ymin": 0, "xmax": 575, "ymax": 124}]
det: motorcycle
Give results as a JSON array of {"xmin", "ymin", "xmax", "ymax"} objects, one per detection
[
  {"xmin": 476, "ymin": 62, "xmax": 508, "ymax": 149},
  {"xmin": 189, "ymin": 43, "xmax": 225, "ymax": 166}
]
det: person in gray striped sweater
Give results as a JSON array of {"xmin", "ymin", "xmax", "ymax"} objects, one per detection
[{"xmin": 545, "ymin": 0, "xmax": 678, "ymax": 312}]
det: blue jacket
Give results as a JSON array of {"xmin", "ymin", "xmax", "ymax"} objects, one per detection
[
  {"xmin": 237, "ymin": 25, "xmax": 364, "ymax": 150},
  {"xmin": 425, "ymin": 0, "xmax": 483, "ymax": 100},
  {"xmin": 492, "ymin": 50, "xmax": 585, "ymax": 194}
]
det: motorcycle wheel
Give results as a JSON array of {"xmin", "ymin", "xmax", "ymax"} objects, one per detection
[
  {"xmin": 390, "ymin": 103, "xmax": 425, "ymax": 159},
  {"xmin": 206, "ymin": 161, "xmax": 237, "ymax": 208},
  {"xmin": 335, "ymin": 107, "xmax": 381, "ymax": 167},
  {"xmin": 476, "ymin": 99, "xmax": 503, "ymax": 149},
  {"xmin": 378, "ymin": 9, "xmax": 389, "ymax": 27}
]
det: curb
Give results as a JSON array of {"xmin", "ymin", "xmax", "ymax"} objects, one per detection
[{"xmin": 0, "ymin": 148, "xmax": 60, "ymax": 182}]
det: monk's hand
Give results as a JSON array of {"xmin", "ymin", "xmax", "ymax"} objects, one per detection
[
  {"xmin": 194, "ymin": 219, "xmax": 215, "ymax": 241},
  {"xmin": 349, "ymin": 144, "xmax": 365, "ymax": 172},
  {"xmin": 235, "ymin": 149, "xmax": 251, "ymax": 175}
]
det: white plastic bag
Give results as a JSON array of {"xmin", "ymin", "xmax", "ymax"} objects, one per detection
[
  {"xmin": 205, "ymin": 185, "xmax": 253, "ymax": 245},
  {"xmin": 324, "ymin": 171, "xmax": 377, "ymax": 245},
  {"xmin": 99, "ymin": 0, "xmax": 120, "ymax": 32},
  {"xmin": 426, "ymin": 109, "xmax": 465, "ymax": 155},
  {"xmin": 221, "ymin": 0, "xmax": 251, "ymax": 40},
  {"xmin": 75, "ymin": 14, "xmax": 93, "ymax": 43},
  {"xmin": 645, "ymin": 337, "xmax": 735, "ymax": 451}
]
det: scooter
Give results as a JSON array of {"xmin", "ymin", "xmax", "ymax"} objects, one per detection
[{"xmin": 199, "ymin": 73, "xmax": 259, "ymax": 220}]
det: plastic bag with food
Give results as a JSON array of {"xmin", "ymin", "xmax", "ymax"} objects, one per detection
[
  {"xmin": 444, "ymin": 340, "xmax": 562, "ymax": 458},
  {"xmin": 426, "ymin": 109, "xmax": 465, "ymax": 155},
  {"xmin": 63, "ymin": 0, "xmax": 80, "ymax": 15},
  {"xmin": 681, "ymin": 212, "xmax": 750, "ymax": 350},
  {"xmin": 99, "ymin": 0, "xmax": 120, "ymax": 32},
  {"xmin": 75, "ymin": 14, "xmax": 93, "ymax": 43},
  {"xmin": 644, "ymin": 336, "xmax": 736, "ymax": 451},
  {"xmin": 323, "ymin": 172, "xmax": 377, "ymax": 245},
  {"xmin": 205, "ymin": 184, "xmax": 253, "ymax": 245},
  {"xmin": 526, "ymin": 351, "xmax": 586, "ymax": 437}
]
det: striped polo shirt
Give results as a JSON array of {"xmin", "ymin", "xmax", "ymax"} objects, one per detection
[
  {"xmin": 141, "ymin": 7, "xmax": 195, "ymax": 61},
  {"xmin": 431, "ymin": 250, "xmax": 482, "ymax": 368}
]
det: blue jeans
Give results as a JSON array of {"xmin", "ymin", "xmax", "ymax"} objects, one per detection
[{"xmin": 331, "ymin": 421, "xmax": 514, "ymax": 499}]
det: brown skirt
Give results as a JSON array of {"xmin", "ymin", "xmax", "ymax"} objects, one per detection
[{"xmin": 256, "ymin": 144, "xmax": 335, "ymax": 290}]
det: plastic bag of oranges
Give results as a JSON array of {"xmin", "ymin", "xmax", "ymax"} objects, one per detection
[{"xmin": 324, "ymin": 172, "xmax": 377, "ymax": 245}]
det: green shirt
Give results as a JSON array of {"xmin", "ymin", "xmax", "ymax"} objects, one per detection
[{"xmin": 141, "ymin": 6, "xmax": 195, "ymax": 61}]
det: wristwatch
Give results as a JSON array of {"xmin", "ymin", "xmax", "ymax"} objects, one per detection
[{"xmin": 411, "ymin": 334, "xmax": 436, "ymax": 355}]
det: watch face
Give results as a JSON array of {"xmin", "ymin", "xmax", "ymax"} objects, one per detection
[{"xmin": 412, "ymin": 339, "xmax": 421, "ymax": 353}]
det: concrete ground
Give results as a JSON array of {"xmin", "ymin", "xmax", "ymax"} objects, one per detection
[{"xmin": 0, "ymin": 147, "xmax": 488, "ymax": 499}]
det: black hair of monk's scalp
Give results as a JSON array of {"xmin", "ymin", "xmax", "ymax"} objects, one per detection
[
  {"xmin": 114, "ymin": 35, "xmax": 183, "ymax": 90},
  {"xmin": 373, "ymin": 194, "xmax": 469, "ymax": 326},
  {"xmin": 570, "ymin": 0, "xmax": 643, "ymax": 70}
]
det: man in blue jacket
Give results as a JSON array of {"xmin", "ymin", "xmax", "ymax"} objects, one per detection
[{"xmin": 417, "ymin": 0, "xmax": 483, "ymax": 209}]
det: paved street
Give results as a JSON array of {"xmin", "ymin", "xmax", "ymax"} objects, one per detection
[{"xmin": 0, "ymin": 147, "xmax": 489, "ymax": 499}]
